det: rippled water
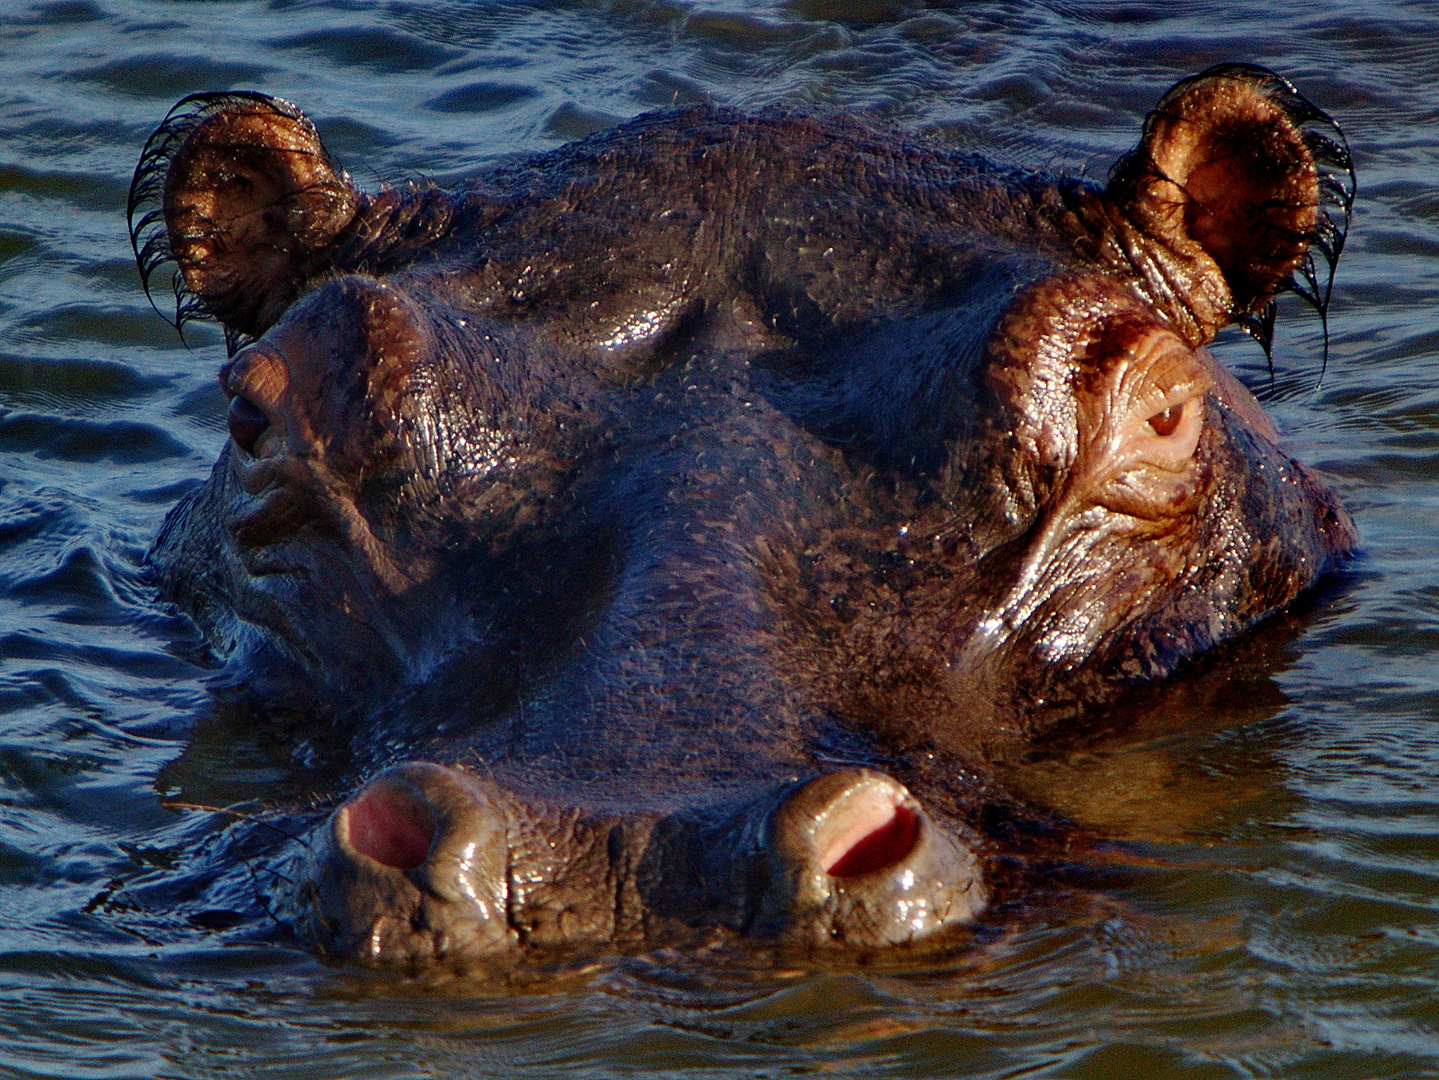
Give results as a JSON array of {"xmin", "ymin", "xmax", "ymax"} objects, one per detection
[{"xmin": 2, "ymin": 1, "xmax": 1437, "ymax": 1076}]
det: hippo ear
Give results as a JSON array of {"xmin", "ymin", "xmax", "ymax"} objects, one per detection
[
  {"xmin": 129, "ymin": 92, "xmax": 363, "ymax": 351},
  {"xmin": 1107, "ymin": 64, "xmax": 1354, "ymax": 350}
]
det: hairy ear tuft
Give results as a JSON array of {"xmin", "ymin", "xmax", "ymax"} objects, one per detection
[
  {"xmin": 129, "ymin": 92, "xmax": 362, "ymax": 350},
  {"xmin": 1108, "ymin": 64, "xmax": 1353, "ymax": 351}
]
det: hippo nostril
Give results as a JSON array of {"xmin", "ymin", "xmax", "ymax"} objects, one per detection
[
  {"xmin": 344, "ymin": 780, "xmax": 436, "ymax": 871},
  {"xmin": 763, "ymin": 770, "xmax": 984, "ymax": 943},
  {"xmin": 227, "ymin": 394, "xmax": 270, "ymax": 456},
  {"xmin": 821, "ymin": 798, "xmax": 920, "ymax": 878}
]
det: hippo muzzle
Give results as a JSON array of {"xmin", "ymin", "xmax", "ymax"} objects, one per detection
[{"xmin": 301, "ymin": 764, "xmax": 984, "ymax": 966}]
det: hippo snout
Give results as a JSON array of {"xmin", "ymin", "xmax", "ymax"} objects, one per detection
[
  {"xmin": 757, "ymin": 770, "xmax": 987, "ymax": 946},
  {"xmin": 296, "ymin": 764, "xmax": 986, "ymax": 967},
  {"xmin": 300, "ymin": 764, "xmax": 514, "ymax": 966}
]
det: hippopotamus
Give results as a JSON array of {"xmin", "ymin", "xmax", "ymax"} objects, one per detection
[{"xmin": 130, "ymin": 64, "xmax": 1355, "ymax": 970}]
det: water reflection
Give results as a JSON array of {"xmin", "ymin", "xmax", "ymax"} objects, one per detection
[{"xmin": 997, "ymin": 608, "xmax": 1322, "ymax": 842}]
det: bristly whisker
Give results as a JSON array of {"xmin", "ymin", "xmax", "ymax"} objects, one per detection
[{"xmin": 162, "ymin": 799, "xmax": 315, "ymax": 851}]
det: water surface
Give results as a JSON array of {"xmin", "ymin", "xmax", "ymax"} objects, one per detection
[{"xmin": 2, "ymin": 1, "xmax": 1437, "ymax": 1076}]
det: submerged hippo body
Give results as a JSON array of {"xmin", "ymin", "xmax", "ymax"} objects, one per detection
[{"xmin": 133, "ymin": 65, "xmax": 1355, "ymax": 967}]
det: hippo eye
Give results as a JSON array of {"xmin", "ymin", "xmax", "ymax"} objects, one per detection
[
  {"xmin": 227, "ymin": 393, "xmax": 271, "ymax": 457},
  {"xmin": 1147, "ymin": 402, "xmax": 1185, "ymax": 437},
  {"xmin": 1105, "ymin": 328, "xmax": 1212, "ymax": 481}
]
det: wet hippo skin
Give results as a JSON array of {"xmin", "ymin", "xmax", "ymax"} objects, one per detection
[{"xmin": 131, "ymin": 64, "xmax": 1356, "ymax": 969}]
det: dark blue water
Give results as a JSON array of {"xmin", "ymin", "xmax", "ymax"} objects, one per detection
[{"xmin": 2, "ymin": 2, "xmax": 1437, "ymax": 1076}]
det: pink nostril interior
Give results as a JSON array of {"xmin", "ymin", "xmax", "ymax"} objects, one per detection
[
  {"xmin": 821, "ymin": 797, "xmax": 920, "ymax": 878},
  {"xmin": 344, "ymin": 781, "xmax": 435, "ymax": 871}
]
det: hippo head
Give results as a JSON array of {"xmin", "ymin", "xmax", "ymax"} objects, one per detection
[{"xmin": 134, "ymin": 65, "xmax": 1354, "ymax": 967}]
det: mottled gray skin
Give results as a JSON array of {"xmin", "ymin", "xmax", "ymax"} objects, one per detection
[{"xmin": 133, "ymin": 65, "xmax": 1355, "ymax": 969}]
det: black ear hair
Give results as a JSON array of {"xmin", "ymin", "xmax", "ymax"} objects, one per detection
[
  {"xmin": 1108, "ymin": 64, "xmax": 1353, "ymax": 360},
  {"xmin": 129, "ymin": 92, "xmax": 363, "ymax": 353}
]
